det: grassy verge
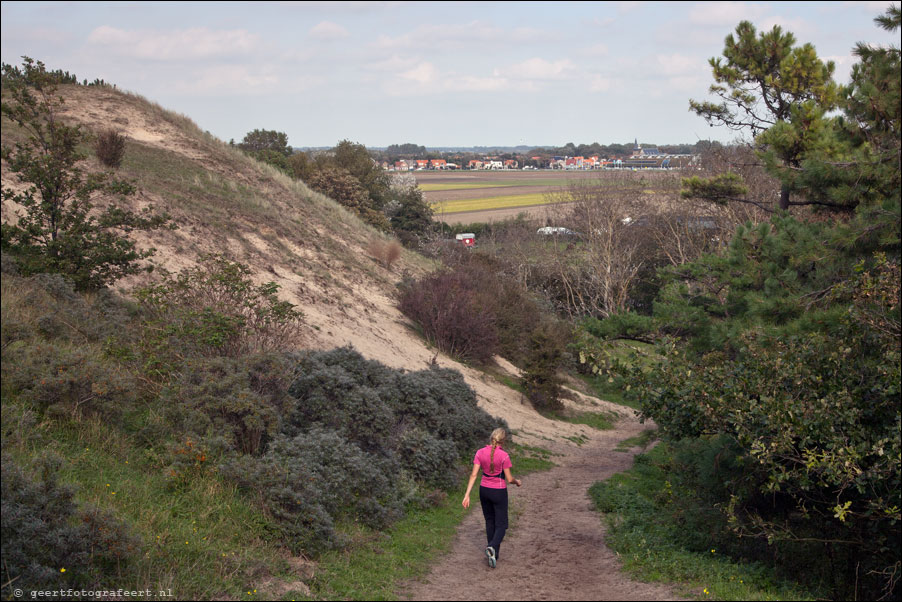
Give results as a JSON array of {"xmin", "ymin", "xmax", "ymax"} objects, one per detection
[
  {"xmin": 614, "ymin": 428, "xmax": 657, "ymax": 452},
  {"xmin": 589, "ymin": 443, "xmax": 816, "ymax": 601},
  {"xmin": 1, "ymin": 405, "xmax": 290, "ymax": 600}
]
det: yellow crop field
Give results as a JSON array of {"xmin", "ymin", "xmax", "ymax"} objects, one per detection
[{"xmin": 430, "ymin": 193, "xmax": 561, "ymax": 214}]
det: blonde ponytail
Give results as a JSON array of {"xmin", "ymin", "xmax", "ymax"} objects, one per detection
[{"xmin": 488, "ymin": 428, "xmax": 507, "ymax": 473}]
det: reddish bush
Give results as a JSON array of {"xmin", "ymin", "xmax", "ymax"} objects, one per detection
[{"xmin": 399, "ymin": 268, "xmax": 499, "ymax": 364}]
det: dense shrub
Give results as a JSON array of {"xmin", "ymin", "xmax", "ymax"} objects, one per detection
[
  {"xmin": 221, "ymin": 427, "xmax": 402, "ymax": 554},
  {"xmin": 1, "ymin": 455, "xmax": 140, "ymax": 594},
  {"xmin": 94, "ymin": 129, "xmax": 126, "ymax": 168},
  {"xmin": 161, "ymin": 355, "xmax": 291, "ymax": 456},
  {"xmin": 286, "ymin": 347, "xmax": 501, "ymax": 461},
  {"xmin": 397, "ymin": 427, "xmax": 458, "ymax": 489},
  {"xmin": 213, "ymin": 347, "xmax": 503, "ymax": 554},
  {"xmin": 398, "ymin": 268, "xmax": 499, "ymax": 363}
]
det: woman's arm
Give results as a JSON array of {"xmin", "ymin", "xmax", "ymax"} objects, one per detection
[
  {"xmin": 504, "ymin": 467, "xmax": 522, "ymax": 487},
  {"xmin": 462, "ymin": 463, "xmax": 481, "ymax": 508}
]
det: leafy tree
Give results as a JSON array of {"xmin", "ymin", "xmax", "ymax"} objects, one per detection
[
  {"xmin": 286, "ymin": 151, "xmax": 314, "ymax": 181},
  {"xmin": 689, "ymin": 21, "xmax": 839, "ymax": 211},
  {"xmin": 237, "ymin": 128, "xmax": 291, "ymax": 156},
  {"xmin": 307, "ymin": 166, "xmax": 390, "ymax": 231},
  {"xmin": 384, "ymin": 173, "xmax": 434, "ymax": 247},
  {"xmin": 329, "ymin": 139, "xmax": 392, "ymax": 208},
  {"xmin": 1, "ymin": 57, "xmax": 169, "ymax": 291}
]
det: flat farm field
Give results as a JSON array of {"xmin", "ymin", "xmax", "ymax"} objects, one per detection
[{"xmin": 416, "ymin": 169, "xmax": 679, "ymax": 224}]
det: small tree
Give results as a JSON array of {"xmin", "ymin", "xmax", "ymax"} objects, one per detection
[{"xmin": 1, "ymin": 57, "xmax": 169, "ymax": 290}]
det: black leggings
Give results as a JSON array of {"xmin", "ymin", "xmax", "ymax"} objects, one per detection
[{"xmin": 479, "ymin": 485, "xmax": 508, "ymax": 558}]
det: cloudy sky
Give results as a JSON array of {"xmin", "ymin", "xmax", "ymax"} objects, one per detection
[{"xmin": 1, "ymin": 1, "xmax": 897, "ymax": 148}]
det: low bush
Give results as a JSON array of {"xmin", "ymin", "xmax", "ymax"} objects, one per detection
[
  {"xmin": 366, "ymin": 238, "xmax": 403, "ymax": 270},
  {"xmin": 137, "ymin": 255, "xmax": 304, "ymax": 380},
  {"xmin": 214, "ymin": 347, "xmax": 503, "ymax": 555},
  {"xmin": 286, "ymin": 347, "xmax": 501, "ymax": 462},
  {"xmin": 2, "ymin": 340, "xmax": 138, "ymax": 421},
  {"xmin": 398, "ymin": 268, "xmax": 499, "ymax": 363},
  {"xmin": 94, "ymin": 129, "xmax": 127, "ymax": 168},
  {"xmin": 398, "ymin": 257, "xmax": 552, "ymax": 366},
  {"xmin": 221, "ymin": 427, "xmax": 402, "ymax": 554}
]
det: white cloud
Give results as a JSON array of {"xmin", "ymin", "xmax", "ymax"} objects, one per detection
[
  {"xmin": 688, "ymin": 2, "xmax": 769, "ymax": 26},
  {"xmin": 656, "ymin": 53, "xmax": 698, "ymax": 75},
  {"xmin": 374, "ymin": 21, "xmax": 555, "ymax": 50},
  {"xmin": 500, "ymin": 58, "xmax": 576, "ymax": 80},
  {"xmin": 399, "ymin": 62, "xmax": 439, "ymax": 84},
  {"xmin": 309, "ymin": 21, "xmax": 350, "ymax": 40},
  {"xmin": 584, "ymin": 43, "xmax": 610, "ymax": 57},
  {"xmin": 180, "ymin": 64, "xmax": 280, "ymax": 94},
  {"xmin": 87, "ymin": 26, "xmax": 260, "ymax": 60},
  {"xmin": 588, "ymin": 75, "xmax": 613, "ymax": 92}
]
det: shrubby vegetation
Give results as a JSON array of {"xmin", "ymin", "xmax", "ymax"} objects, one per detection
[
  {"xmin": 1, "ymin": 252, "xmax": 504, "ymax": 590},
  {"xmin": 1, "ymin": 58, "xmax": 170, "ymax": 291},
  {"xmin": 580, "ymin": 8, "xmax": 901, "ymax": 599}
]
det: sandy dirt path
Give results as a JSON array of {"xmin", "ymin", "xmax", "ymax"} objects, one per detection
[{"xmin": 402, "ymin": 414, "xmax": 679, "ymax": 601}]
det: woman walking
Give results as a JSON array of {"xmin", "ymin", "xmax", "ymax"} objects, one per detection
[{"xmin": 462, "ymin": 427, "xmax": 522, "ymax": 568}]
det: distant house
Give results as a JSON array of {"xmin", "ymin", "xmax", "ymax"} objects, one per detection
[
  {"xmin": 430, "ymin": 159, "xmax": 447, "ymax": 169},
  {"xmin": 415, "ymin": 159, "xmax": 429, "ymax": 170},
  {"xmin": 468, "ymin": 160, "xmax": 484, "ymax": 169}
]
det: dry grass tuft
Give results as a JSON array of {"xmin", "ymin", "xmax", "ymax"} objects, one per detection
[{"xmin": 367, "ymin": 239, "xmax": 403, "ymax": 270}]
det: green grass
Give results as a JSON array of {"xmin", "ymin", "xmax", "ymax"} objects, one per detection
[
  {"xmin": 614, "ymin": 429, "xmax": 657, "ymax": 452},
  {"xmin": 546, "ymin": 408, "xmax": 618, "ymax": 430},
  {"xmin": 589, "ymin": 444, "xmax": 817, "ymax": 601},
  {"xmin": 2, "ymin": 407, "xmax": 289, "ymax": 600},
  {"xmin": 508, "ymin": 442, "xmax": 558, "ymax": 474},
  {"xmin": 577, "ymin": 374, "xmax": 642, "ymax": 410}
]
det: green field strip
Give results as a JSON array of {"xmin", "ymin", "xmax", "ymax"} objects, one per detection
[{"xmin": 430, "ymin": 192, "xmax": 566, "ymax": 214}]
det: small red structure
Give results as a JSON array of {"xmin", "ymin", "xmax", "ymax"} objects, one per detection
[{"xmin": 455, "ymin": 233, "xmax": 476, "ymax": 248}]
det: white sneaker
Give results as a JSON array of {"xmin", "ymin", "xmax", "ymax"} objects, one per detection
[{"xmin": 485, "ymin": 546, "xmax": 496, "ymax": 568}]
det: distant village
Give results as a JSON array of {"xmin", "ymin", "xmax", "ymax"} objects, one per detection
[{"xmin": 381, "ymin": 141, "xmax": 698, "ymax": 172}]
